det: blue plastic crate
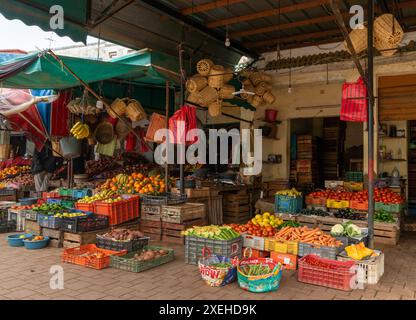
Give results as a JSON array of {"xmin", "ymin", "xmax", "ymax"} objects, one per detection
[
  {"xmin": 274, "ymin": 195, "xmax": 303, "ymax": 214},
  {"xmin": 37, "ymin": 213, "xmax": 62, "ymax": 229},
  {"xmin": 46, "ymin": 198, "xmax": 62, "ymax": 205},
  {"xmin": 72, "ymin": 189, "xmax": 93, "ymax": 199},
  {"xmin": 18, "ymin": 198, "xmax": 38, "ymax": 206}
]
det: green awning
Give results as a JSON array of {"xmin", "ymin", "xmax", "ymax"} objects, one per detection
[
  {"xmin": 0, "ymin": 0, "xmax": 88, "ymax": 43},
  {"xmin": 0, "ymin": 52, "xmax": 148, "ymax": 89},
  {"xmin": 112, "ymin": 49, "xmax": 180, "ymax": 86}
]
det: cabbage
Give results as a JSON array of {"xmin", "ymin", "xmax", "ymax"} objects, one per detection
[
  {"xmin": 344, "ymin": 223, "xmax": 362, "ymax": 237},
  {"xmin": 330, "ymin": 224, "xmax": 344, "ymax": 236}
]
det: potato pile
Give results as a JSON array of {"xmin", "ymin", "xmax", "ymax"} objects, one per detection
[
  {"xmin": 101, "ymin": 229, "xmax": 144, "ymax": 242},
  {"xmin": 133, "ymin": 249, "xmax": 169, "ymax": 262}
]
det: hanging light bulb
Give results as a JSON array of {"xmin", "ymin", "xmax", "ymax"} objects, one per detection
[
  {"xmin": 288, "ymin": 85, "xmax": 292, "ymax": 94},
  {"xmin": 225, "ymin": 25, "xmax": 231, "ymax": 47}
]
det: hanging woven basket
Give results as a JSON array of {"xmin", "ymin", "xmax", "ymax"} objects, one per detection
[
  {"xmin": 186, "ymin": 75, "xmax": 208, "ymax": 93},
  {"xmin": 219, "ymin": 84, "xmax": 236, "ymax": 99},
  {"xmin": 126, "ymin": 99, "xmax": 146, "ymax": 122},
  {"xmin": 251, "ymin": 95, "xmax": 264, "ymax": 108},
  {"xmin": 108, "ymin": 98, "xmax": 128, "ymax": 119},
  {"xmin": 344, "ymin": 27, "xmax": 368, "ymax": 54},
  {"xmin": 187, "ymin": 92, "xmax": 202, "ymax": 105},
  {"xmin": 223, "ymin": 67, "xmax": 234, "ymax": 83},
  {"xmin": 240, "ymin": 79, "xmax": 255, "ymax": 100},
  {"xmin": 255, "ymin": 82, "xmax": 269, "ymax": 96},
  {"xmin": 197, "ymin": 59, "xmax": 214, "ymax": 76},
  {"xmin": 115, "ymin": 117, "xmax": 131, "ymax": 140},
  {"xmin": 374, "ymin": 14, "xmax": 404, "ymax": 57},
  {"xmin": 262, "ymin": 91, "xmax": 276, "ymax": 105},
  {"xmin": 249, "ymin": 72, "xmax": 264, "ymax": 86},
  {"xmin": 199, "ymin": 86, "xmax": 218, "ymax": 106},
  {"xmin": 208, "ymin": 65, "xmax": 225, "ymax": 89},
  {"xmin": 208, "ymin": 100, "xmax": 222, "ymax": 117},
  {"xmin": 94, "ymin": 121, "xmax": 114, "ymax": 145}
]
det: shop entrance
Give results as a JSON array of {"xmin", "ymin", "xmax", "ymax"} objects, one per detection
[{"xmin": 290, "ymin": 117, "xmax": 364, "ymax": 189}]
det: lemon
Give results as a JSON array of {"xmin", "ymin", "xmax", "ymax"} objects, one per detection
[
  {"xmin": 263, "ymin": 212, "xmax": 270, "ymax": 218},
  {"xmin": 251, "ymin": 218, "xmax": 257, "ymax": 224},
  {"xmin": 255, "ymin": 214, "xmax": 262, "ymax": 220}
]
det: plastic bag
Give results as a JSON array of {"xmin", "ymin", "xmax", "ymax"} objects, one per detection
[{"xmin": 340, "ymin": 77, "xmax": 368, "ymax": 122}]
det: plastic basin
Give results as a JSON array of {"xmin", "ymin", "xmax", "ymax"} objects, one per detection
[
  {"xmin": 7, "ymin": 233, "xmax": 33, "ymax": 247},
  {"xmin": 23, "ymin": 237, "xmax": 50, "ymax": 250}
]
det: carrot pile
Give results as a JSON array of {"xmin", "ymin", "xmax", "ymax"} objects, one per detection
[{"xmin": 273, "ymin": 226, "xmax": 343, "ymax": 247}]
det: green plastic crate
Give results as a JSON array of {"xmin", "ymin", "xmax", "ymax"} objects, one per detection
[
  {"xmin": 59, "ymin": 188, "xmax": 72, "ymax": 197},
  {"xmin": 375, "ymin": 202, "xmax": 403, "ymax": 213},
  {"xmin": 345, "ymin": 171, "xmax": 363, "ymax": 182}
]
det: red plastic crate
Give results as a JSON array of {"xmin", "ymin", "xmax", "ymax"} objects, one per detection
[
  {"xmin": 94, "ymin": 194, "xmax": 140, "ymax": 225},
  {"xmin": 305, "ymin": 195, "xmax": 327, "ymax": 206},
  {"xmin": 298, "ymin": 255, "xmax": 356, "ymax": 291},
  {"xmin": 62, "ymin": 244, "xmax": 125, "ymax": 270},
  {"xmin": 350, "ymin": 200, "xmax": 369, "ymax": 211},
  {"xmin": 42, "ymin": 191, "xmax": 60, "ymax": 199},
  {"xmin": 75, "ymin": 202, "xmax": 95, "ymax": 212}
]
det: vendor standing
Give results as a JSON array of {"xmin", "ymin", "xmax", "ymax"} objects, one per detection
[{"xmin": 31, "ymin": 143, "xmax": 62, "ymax": 192}]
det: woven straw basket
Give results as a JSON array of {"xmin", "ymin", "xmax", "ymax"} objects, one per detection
[
  {"xmin": 250, "ymin": 72, "xmax": 264, "ymax": 86},
  {"xmin": 187, "ymin": 92, "xmax": 202, "ymax": 105},
  {"xmin": 186, "ymin": 75, "xmax": 208, "ymax": 93},
  {"xmin": 345, "ymin": 27, "xmax": 368, "ymax": 54},
  {"xmin": 219, "ymin": 85, "xmax": 236, "ymax": 99},
  {"xmin": 224, "ymin": 67, "xmax": 234, "ymax": 83},
  {"xmin": 199, "ymin": 86, "xmax": 218, "ymax": 106},
  {"xmin": 126, "ymin": 99, "xmax": 146, "ymax": 122},
  {"xmin": 197, "ymin": 59, "xmax": 214, "ymax": 76},
  {"xmin": 94, "ymin": 121, "xmax": 114, "ymax": 145},
  {"xmin": 374, "ymin": 14, "xmax": 404, "ymax": 57},
  {"xmin": 255, "ymin": 82, "xmax": 269, "ymax": 96},
  {"xmin": 241, "ymin": 79, "xmax": 255, "ymax": 100},
  {"xmin": 208, "ymin": 65, "xmax": 225, "ymax": 89},
  {"xmin": 263, "ymin": 91, "xmax": 276, "ymax": 105},
  {"xmin": 208, "ymin": 100, "xmax": 222, "ymax": 117},
  {"xmin": 116, "ymin": 117, "xmax": 130, "ymax": 139},
  {"xmin": 108, "ymin": 98, "xmax": 128, "ymax": 118},
  {"xmin": 261, "ymin": 73, "xmax": 272, "ymax": 83},
  {"xmin": 251, "ymin": 95, "xmax": 264, "ymax": 108}
]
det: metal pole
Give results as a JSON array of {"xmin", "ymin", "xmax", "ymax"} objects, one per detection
[
  {"xmin": 178, "ymin": 43, "xmax": 185, "ymax": 195},
  {"xmin": 165, "ymin": 80, "xmax": 170, "ymax": 192},
  {"xmin": 367, "ymin": 0, "xmax": 375, "ymax": 249}
]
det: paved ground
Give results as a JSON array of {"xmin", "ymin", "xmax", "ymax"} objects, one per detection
[{"xmin": 0, "ymin": 232, "xmax": 416, "ymax": 300}]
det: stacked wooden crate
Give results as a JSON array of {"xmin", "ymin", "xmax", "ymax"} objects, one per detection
[
  {"xmin": 296, "ymin": 135, "xmax": 320, "ymax": 185},
  {"xmin": 140, "ymin": 202, "xmax": 207, "ymax": 244},
  {"xmin": 262, "ymin": 179, "xmax": 290, "ymax": 198},
  {"xmin": 223, "ymin": 190, "xmax": 250, "ymax": 224}
]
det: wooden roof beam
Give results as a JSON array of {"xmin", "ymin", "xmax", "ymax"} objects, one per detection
[
  {"xmin": 231, "ymin": 12, "xmax": 350, "ymax": 38},
  {"xmin": 245, "ymin": 29, "xmax": 342, "ymax": 48},
  {"xmin": 206, "ymin": 0, "xmax": 329, "ymax": 28},
  {"xmin": 181, "ymin": 0, "xmax": 246, "ymax": 15}
]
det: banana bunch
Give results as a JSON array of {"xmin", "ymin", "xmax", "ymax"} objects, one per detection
[
  {"xmin": 276, "ymin": 188, "xmax": 302, "ymax": 197},
  {"xmin": 70, "ymin": 122, "xmax": 90, "ymax": 140}
]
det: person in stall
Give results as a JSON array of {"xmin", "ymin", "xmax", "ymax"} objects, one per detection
[{"xmin": 31, "ymin": 142, "xmax": 62, "ymax": 192}]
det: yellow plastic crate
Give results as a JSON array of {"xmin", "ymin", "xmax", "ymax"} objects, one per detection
[
  {"xmin": 264, "ymin": 238, "xmax": 299, "ymax": 255},
  {"xmin": 326, "ymin": 199, "xmax": 350, "ymax": 209}
]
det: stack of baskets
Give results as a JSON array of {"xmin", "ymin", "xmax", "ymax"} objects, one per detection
[
  {"xmin": 239, "ymin": 71, "xmax": 275, "ymax": 107},
  {"xmin": 186, "ymin": 59, "xmax": 236, "ymax": 117},
  {"xmin": 344, "ymin": 14, "xmax": 404, "ymax": 57}
]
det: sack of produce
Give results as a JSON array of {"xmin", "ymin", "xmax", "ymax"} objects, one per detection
[
  {"xmin": 237, "ymin": 257, "xmax": 282, "ymax": 293},
  {"xmin": 198, "ymin": 247, "xmax": 238, "ymax": 287}
]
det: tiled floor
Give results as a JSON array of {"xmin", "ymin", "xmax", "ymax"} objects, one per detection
[{"xmin": 0, "ymin": 232, "xmax": 415, "ymax": 300}]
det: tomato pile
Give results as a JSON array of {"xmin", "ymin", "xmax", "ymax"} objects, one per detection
[
  {"xmin": 307, "ymin": 188, "xmax": 403, "ymax": 204},
  {"xmin": 228, "ymin": 221, "xmax": 277, "ymax": 237},
  {"xmin": 302, "ymin": 255, "xmax": 340, "ymax": 269},
  {"xmin": 374, "ymin": 188, "xmax": 403, "ymax": 204},
  {"xmin": 351, "ymin": 190, "xmax": 368, "ymax": 201}
]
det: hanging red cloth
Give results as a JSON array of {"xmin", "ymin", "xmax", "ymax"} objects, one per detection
[
  {"xmin": 169, "ymin": 105, "xmax": 197, "ymax": 145},
  {"xmin": 340, "ymin": 77, "xmax": 368, "ymax": 122},
  {"xmin": 138, "ymin": 127, "xmax": 150, "ymax": 152},
  {"xmin": 50, "ymin": 90, "xmax": 71, "ymax": 137},
  {"xmin": 125, "ymin": 132, "xmax": 137, "ymax": 152}
]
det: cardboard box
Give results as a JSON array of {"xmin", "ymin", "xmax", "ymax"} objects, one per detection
[
  {"xmin": 270, "ymin": 252, "xmax": 297, "ymax": 270},
  {"xmin": 243, "ymin": 247, "xmax": 270, "ymax": 258}
]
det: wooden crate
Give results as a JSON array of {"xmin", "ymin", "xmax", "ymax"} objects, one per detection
[
  {"xmin": 62, "ymin": 228, "xmax": 109, "ymax": 248},
  {"xmin": 141, "ymin": 204, "xmax": 162, "ymax": 221},
  {"xmin": 140, "ymin": 219, "xmax": 162, "ymax": 240},
  {"xmin": 171, "ymin": 187, "xmax": 218, "ymax": 198},
  {"xmin": 296, "ymin": 160, "xmax": 319, "ymax": 173},
  {"xmin": 42, "ymin": 227, "xmax": 63, "ymax": 248},
  {"xmin": 113, "ymin": 220, "xmax": 140, "ymax": 231},
  {"xmin": 25, "ymin": 219, "xmax": 42, "ymax": 235},
  {"xmin": 161, "ymin": 203, "xmax": 206, "ymax": 224},
  {"xmin": 162, "ymin": 218, "xmax": 206, "ymax": 244},
  {"xmin": 186, "ymin": 195, "xmax": 223, "ymax": 225},
  {"xmin": 354, "ymin": 220, "xmax": 400, "ymax": 245}
]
